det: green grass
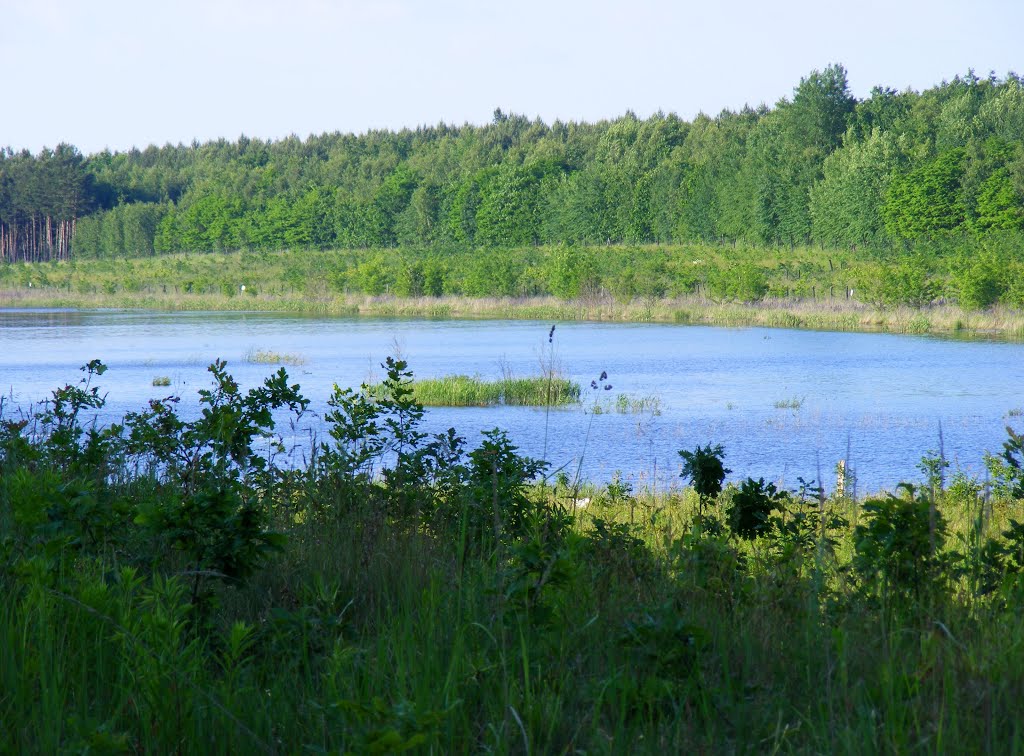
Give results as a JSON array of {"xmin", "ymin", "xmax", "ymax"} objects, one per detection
[
  {"xmin": 369, "ymin": 374, "xmax": 581, "ymax": 406},
  {"xmin": 151, "ymin": 375, "xmax": 171, "ymax": 386},
  {"xmin": 6, "ymin": 472, "xmax": 1024, "ymax": 752},
  {"xmin": 773, "ymin": 395, "xmax": 805, "ymax": 409}
]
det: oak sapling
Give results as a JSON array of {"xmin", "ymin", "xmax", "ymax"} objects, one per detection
[{"xmin": 679, "ymin": 443, "xmax": 730, "ymax": 516}]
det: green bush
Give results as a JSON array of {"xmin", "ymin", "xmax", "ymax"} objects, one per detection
[
  {"xmin": 679, "ymin": 443, "xmax": 730, "ymax": 515},
  {"xmin": 853, "ymin": 484, "xmax": 948, "ymax": 604},
  {"xmin": 727, "ymin": 477, "xmax": 788, "ymax": 540}
]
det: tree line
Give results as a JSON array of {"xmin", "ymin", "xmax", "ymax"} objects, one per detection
[
  {"xmin": 1, "ymin": 65, "xmax": 1022, "ymax": 264},
  {"xmin": 0, "ymin": 145, "xmax": 94, "ymax": 262}
]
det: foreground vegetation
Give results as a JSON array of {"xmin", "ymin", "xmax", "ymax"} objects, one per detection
[{"xmin": 3, "ymin": 357, "xmax": 1024, "ymax": 752}]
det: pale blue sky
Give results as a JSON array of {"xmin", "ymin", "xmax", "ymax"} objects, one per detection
[{"xmin": 2, "ymin": 0, "xmax": 1021, "ymax": 155}]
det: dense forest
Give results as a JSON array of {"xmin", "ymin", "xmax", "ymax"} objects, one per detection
[{"xmin": 1, "ymin": 65, "xmax": 1022, "ymax": 265}]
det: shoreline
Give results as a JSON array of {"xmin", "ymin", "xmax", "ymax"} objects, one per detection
[{"xmin": 3, "ymin": 288, "xmax": 1024, "ymax": 341}]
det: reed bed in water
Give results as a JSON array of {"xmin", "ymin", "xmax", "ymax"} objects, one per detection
[
  {"xmin": 244, "ymin": 347, "xmax": 308, "ymax": 366},
  {"xmin": 369, "ymin": 373, "xmax": 581, "ymax": 406}
]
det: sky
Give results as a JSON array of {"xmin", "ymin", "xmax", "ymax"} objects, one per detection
[{"xmin": 2, "ymin": 0, "xmax": 1021, "ymax": 156}]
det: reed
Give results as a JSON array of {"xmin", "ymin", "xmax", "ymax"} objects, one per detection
[
  {"xmin": 497, "ymin": 376, "xmax": 580, "ymax": 406},
  {"xmin": 244, "ymin": 347, "xmax": 307, "ymax": 366},
  {"xmin": 592, "ymin": 392, "xmax": 664, "ymax": 415},
  {"xmin": 369, "ymin": 374, "xmax": 581, "ymax": 407}
]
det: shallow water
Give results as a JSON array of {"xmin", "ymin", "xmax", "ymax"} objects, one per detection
[{"xmin": 2, "ymin": 308, "xmax": 1022, "ymax": 494}]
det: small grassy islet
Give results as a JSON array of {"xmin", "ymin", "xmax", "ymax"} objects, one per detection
[{"xmin": 369, "ymin": 373, "xmax": 581, "ymax": 407}]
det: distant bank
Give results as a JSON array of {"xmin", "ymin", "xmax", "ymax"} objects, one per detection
[
  {"xmin": 4, "ymin": 242, "xmax": 1024, "ymax": 340},
  {"xmin": 3, "ymin": 286, "xmax": 1024, "ymax": 342}
]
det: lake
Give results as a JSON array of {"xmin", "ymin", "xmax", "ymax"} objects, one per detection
[{"xmin": 2, "ymin": 308, "xmax": 1021, "ymax": 495}]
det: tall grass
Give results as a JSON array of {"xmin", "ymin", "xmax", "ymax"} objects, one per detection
[
  {"xmin": 369, "ymin": 374, "xmax": 581, "ymax": 406},
  {"xmin": 495, "ymin": 375, "xmax": 580, "ymax": 406},
  {"xmin": 6, "ymin": 477, "xmax": 1024, "ymax": 752}
]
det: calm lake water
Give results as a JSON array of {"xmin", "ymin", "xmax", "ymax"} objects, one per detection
[{"xmin": 2, "ymin": 308, "xmax": 1022, "ymax": 495}]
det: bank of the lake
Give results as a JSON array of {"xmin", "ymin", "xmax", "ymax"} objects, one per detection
[
  {"xmin": 4, "ymin": 243, "xmax": 1024, "ymax": 340},
  {"xmin": 4, "ymin": 287, "xmax": 1024, "ymax": 341}
]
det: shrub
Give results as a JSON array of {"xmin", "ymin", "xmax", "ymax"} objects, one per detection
[
  {"xmin": 679, "ymin": 444, "xmax": 730, "ymax": 514},
  {"xmin": 727, "ymin": 477, "xmax": 788, "ymax": 540},
  {"xmin": 453, "ymin": 428, "xmax": 549, "ymax": 551},
  {"xmin": 125, "ymin": 359, "xmax": 308, "ymax": 611},
  {"xmin": 853, "ymin": 484, "xmax": 948, "ymax": 605}
]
